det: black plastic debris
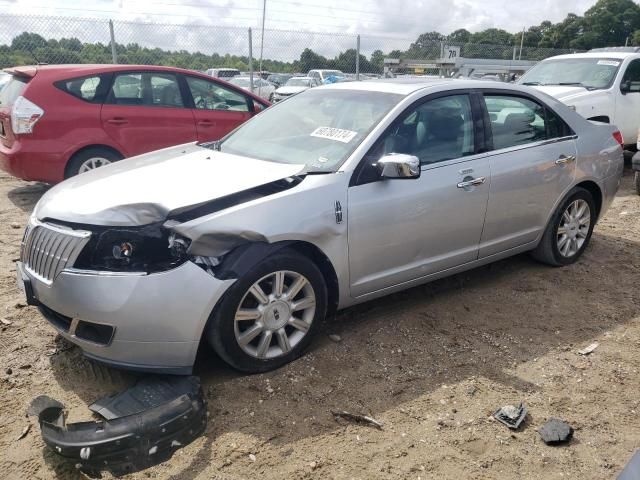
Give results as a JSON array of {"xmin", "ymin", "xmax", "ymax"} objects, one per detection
[
  {"xmin": 493, "ymin": 402, "xmax": 527, "ymax": 430},
  {"xmin": 28, "ymin": 376, "xmax": 207, "ymax": 478},
  {"xmin": 618, "ymin": 450, "xmax": 640, "ymax": 480},
  {"xmin": 538, "ymin": 418, "xmax": 574, "ymax": 445}
]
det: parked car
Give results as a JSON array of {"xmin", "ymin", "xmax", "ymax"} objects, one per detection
[
  {"xmin": 228, "ymin": 76, "xmax": 276, "ymax": 101},
  {"xmin": 518, "ymin": 47, "xmax": 640, "ymax": 146},
  {"xmin": 0, "ymin": 64, "xmax": 269, "ymax": 183},
  {"xmin": 18, "ymin": 80, "xmax": 623, "ymax": 374},
  {"xmin": 266, "ymin": 73, "xmax": 294, "ymax": 88},
  {"xmin": 308, "ymin": 69, "xmax": 344, "ymax": 84},
  {"xmin": 205, "ymin": 68, "xmax": 240, "ymax": 79},
  {"xmin": 271, "ymin": 76, "xmax": 320, "ymax": 102}
]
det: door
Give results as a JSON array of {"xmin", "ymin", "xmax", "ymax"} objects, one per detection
[
  {"xmin": 348, "ymin": 93, "xmax": 490, "ymax": 297},
  {"xmin": 616, "ymin": 58, "xmax": 640, "ymax": 144},
  {"xmin": 478, "ymin": 93, "xmax": 577, "ymax": 258},
  {"xmin": 184, "ymin": 76, "xmax": 253, "ymax": 142},
  {"xmin": 101, "ymin": 71, "xmax": 196, "ymax": 156}
]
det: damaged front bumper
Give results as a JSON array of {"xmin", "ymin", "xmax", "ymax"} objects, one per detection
[
  {"xmin": 18, "ymin": 260, "xmax": 234, "ymax": 374},
  {"xmin": 29, "ymin": 376, "xmax": 207, "ymax": 477}
]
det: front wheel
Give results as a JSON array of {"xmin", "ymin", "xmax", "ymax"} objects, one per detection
[
  {"xmin": 531, "ymin": 187, "xmax": 596, "ymax": 266},
  {"xmin": 207, "ymin": 249, "xmax": 327, "ymax": 373}
]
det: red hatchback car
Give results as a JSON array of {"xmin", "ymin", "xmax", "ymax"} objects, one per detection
[{"xmin": 0, "ymin": 64, "xmax": 270, "ymax": 183}]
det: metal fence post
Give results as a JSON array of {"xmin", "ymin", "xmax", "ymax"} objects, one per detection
[
  {"xmin": 248, "ymin": 28, "xmax": 254, "ymax": 92},
  {"xmin": 109, "ymin": 20, "xmax": 118, "ymax": 64},
  {"xmin": 356, "ymin": 34, "xmax": 360, "ymax": 80}
]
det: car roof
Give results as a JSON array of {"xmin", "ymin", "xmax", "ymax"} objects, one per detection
[
  {"xmin": 5, "ymin": 64, "xmax": 205, "ymax": 78},
  {"xmin": 322, "ymin": 77, "xmax": 512, "ymax": 95},
  {"xmin": 544, "ymin": 51, "xmax": 639, "ymax": 61}
]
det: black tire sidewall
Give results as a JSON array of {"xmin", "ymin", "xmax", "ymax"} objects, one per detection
[
  {"xmin": 548, "ymin": 188, "xmax": 596, "ymax": 266},
  {"xmin": 66, "ymin": 148, "xmax": 123, "ymax": 178},
  {"xmin": 208, "ymin": 250, "xmax": 327, "ymax": 373}
]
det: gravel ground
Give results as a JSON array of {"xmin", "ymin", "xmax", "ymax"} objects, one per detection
[{"xmin": 1, "ymin": 169, "xmax": 639, "ymax": 480}]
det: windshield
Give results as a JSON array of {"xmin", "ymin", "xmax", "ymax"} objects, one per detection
[
  {"xmin": 230, "ymin": 78, "xmax": 250, "ymax": 87},
  {"xmin": 519, "ymin": 58, "xmax": 621, "ymax": 89},
  {"xmin": 218, "ymin": 70, "xmax": 239, "ymax": 78},
  {"xmin": 323, "ymin": 70, "xmax": 343, "ymax": 77},
  {"xmin": 285, "ymin": 78, "xmax": 311, "ymax": 87},
  {"xmin": 218, "ymin": 88, "xmax": 402, "ymax": 172}
]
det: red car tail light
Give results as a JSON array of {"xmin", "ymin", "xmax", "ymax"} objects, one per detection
[
  {"xmin": 11, "ymin": 96, "xmax": 44, "ymax": 134},
  {"xmin": 613, "ymin": 130, "xmax": 624, "ymax": 146}
]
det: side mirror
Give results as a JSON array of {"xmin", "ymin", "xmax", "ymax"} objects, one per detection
[
  {"xmin": 621, "ymin": 80, "xmax": 631, "ymax": 94},
  {"xmin": 377, "ymin": 153, "xmax": 420, "ymax": 179}
]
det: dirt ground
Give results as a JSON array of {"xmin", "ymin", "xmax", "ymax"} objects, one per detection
[{"xmin": 1, "ymin": 169, "xmax": 640, "ymax": 480}]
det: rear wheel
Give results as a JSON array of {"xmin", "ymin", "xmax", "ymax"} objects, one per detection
[
  {"xmin": 207, "ymin": 249, "xmax": 327, "ymax": 373},
  {"xmin": 66, "ymin": 147, "xmax": 123, "ymax": 178},
  {"xmin": 531, "ymin": 187, "xmax": 596, "ymax": 266}
]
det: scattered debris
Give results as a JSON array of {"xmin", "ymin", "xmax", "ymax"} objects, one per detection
[
  {"xmin": 331, "ymin": 410, "xmax": 383, "ymax": 430},
  {"xmin": 538, "ymin": 418, "xmax": 574, "ymax": 445},
  {"xmin": 28, "ymin": 376, "xmax": 207, "ymax": 477},
  {"xmin": 5, "ymin": 368, "xmax": 12, "ymax": 375},
  {"xmin": 309, "ymin": 460, "xmax": 318, "ymax": 470},
  {"xmin": 0, "ymin": 318, "xmax": 12, "ymax": 325},
  {"xmin": 11, "ymin": 223, "xmax": 20, "ymax": 229},
  {"xmin": 493, "ymin": 403, "xmax": 527, "ymax": 430},
  {"xmin": 14, "ymin": 302, "xmax": 26, "ymax": 309},
  {"xmin": 16, "ymin": 424, "xmax": 31, "ymax": 441},
  {"xmin": 578, "ymin": 342, "xmax": 599, "ymax": 356},
  {"xmin": 328, "ymin": 334, "xmax": 342, "ymax": 342},
  {"xmin": 249, "ymin": 453, "xmax": 257, "ymax": 462},
  {"xmin": 618, "ymin": 450, "xmax": 640, "ymax": 480}
]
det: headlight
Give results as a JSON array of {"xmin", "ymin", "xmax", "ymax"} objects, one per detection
[{"xmin": 74, "ymin": 223, "xmax": 190, "ymax": 273}]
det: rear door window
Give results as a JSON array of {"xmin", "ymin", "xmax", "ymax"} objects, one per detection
[
  {"xmin": 105, "ymin": 72, "xmax": 184, "ymax": 108},
  {"xmin": 483, "ymin": 95, "xmax": 572, "ymax": 150}
]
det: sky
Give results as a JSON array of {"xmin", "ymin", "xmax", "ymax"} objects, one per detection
[{"xmin": 0, "ymin": 0, "xmax": 598, "ymax": 60}]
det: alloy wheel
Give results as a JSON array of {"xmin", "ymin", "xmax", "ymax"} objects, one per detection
[
  {"xmin": 234, "ymin": 270, "xmax": 316, "ymax": 359},
  {"xmin": 78, "ymin": 157, "xmax": 112, "ymax": 173},
  {"xmin": 557, "ymin": 199, "xmax": 590, "ymax": 257}
]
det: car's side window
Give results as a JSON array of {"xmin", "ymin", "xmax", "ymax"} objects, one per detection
[
  {"xmin": 108, "ymin": 73, "xmax": 144, "ymax": 105},
  {"xmin": 185, "ymin": 76, "xmax": 250, "ymax": 112},
  {"xmin": 621, "ymin": 59, "xmax": 640, "ymax": 93},
  {"xmin": 484, "ymin": 95, "xmax": 559, "ymax": 150},
  {"xmin": 150, "ymin": 74, "xmax": 184, "ymax": 107},
  {"xmin": 57, "ymin": 74, "xmax": 110, "ymax": 103},
  {"xmin": 371, "ymin": 94, "xmax": 475, "ymax": 166}
]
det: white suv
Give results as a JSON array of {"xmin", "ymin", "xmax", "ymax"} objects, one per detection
[{"xmin": 519, "ymin": 47, "xmax": 640, "ymax": 146}]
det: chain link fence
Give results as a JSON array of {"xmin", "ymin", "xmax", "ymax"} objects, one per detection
[{"xmin": 0, "ymin": 13, "xmax": 581, "ymax": 77}]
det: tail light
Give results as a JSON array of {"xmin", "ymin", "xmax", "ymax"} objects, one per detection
[
  {"xmin": 11, "ymin": 96, "xmax": 44, "ymax": 135},
  {"xmin": 613, "ymin": 130, "xmax": 623, "ymax": 147}
]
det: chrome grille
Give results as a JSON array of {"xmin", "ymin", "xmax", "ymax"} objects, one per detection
[{"xmin": 21, "ymin": 220, "xmax": 91, "ymax": 284}]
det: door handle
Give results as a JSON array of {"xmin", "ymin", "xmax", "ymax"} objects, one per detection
[
  {"xmin": 457, "ymin": 176, "xmax": 486, "ymax": 188},
  {"xmin": 198, "ymin": 120, "xmax": 215, "ymax": 127},
  {"xmin": 555, "ymin": 154, "xmax": 576, "ymax": 165},
  {"xmin": 106, "ymin": 118, "xmax": 128, "ymax": 125}
]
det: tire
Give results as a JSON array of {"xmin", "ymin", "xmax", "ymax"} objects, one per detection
[
  {"xmin": 66, "ymin": 147, "xmax": 123, "ymax": 178},
  {"xmin": 635, "ymin": 171, "xmax": 640, "ymax": 196},
  {"xmin": 531, "ymin": 187, "xmax": 596, "ymax": 267},
  {"xmin": 207, "ymin": 249, "xmax": 327, "ymax": 373}
]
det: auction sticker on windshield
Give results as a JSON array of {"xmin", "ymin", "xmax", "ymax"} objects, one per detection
[
  {"xmin": 310, "ymin": 127, "xmax": 358, "ymax": 143},
  {"xmin": 597, "ymin": 60, "xmax": 620, "ymax": 67}
]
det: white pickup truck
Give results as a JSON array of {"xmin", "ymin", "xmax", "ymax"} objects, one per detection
[{"xmin": 518, "ymin": 48, "xmax": 640, "ymax": 147}]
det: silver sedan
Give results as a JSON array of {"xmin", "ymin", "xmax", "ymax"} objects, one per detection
[{"xmin": 18, "ymin": 79, "xmax": 624, "ymax": 374}]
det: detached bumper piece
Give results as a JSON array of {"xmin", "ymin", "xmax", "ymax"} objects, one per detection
[{"xmin": 28, "ymin": 376, "xmax": 207, "ymax": 478}]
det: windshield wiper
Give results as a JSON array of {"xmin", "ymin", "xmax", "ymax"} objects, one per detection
[
  {"xmin": 522, "ymin": 81, "xmax": 543, "ymax": 86},
  {"xmin": 554, "ymin": 82, "xmax": 595, "ymax": 90}
]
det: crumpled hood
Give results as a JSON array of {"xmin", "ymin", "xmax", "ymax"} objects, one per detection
[
  {"xmin": 275, "ymin": 86, "xmax": 308, "ymax": 95},
  {"xmin": 35, "ymin": 143, "xmax": 305, "ymax": 226},
  {"xmin": 533, "ymin": 85, "xmax": 592, "ymax": 102}
]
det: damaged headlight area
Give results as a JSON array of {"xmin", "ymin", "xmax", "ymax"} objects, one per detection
[{"xmin": 73, "ymin": 222, "xmax": 191, "ymax": 273}]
